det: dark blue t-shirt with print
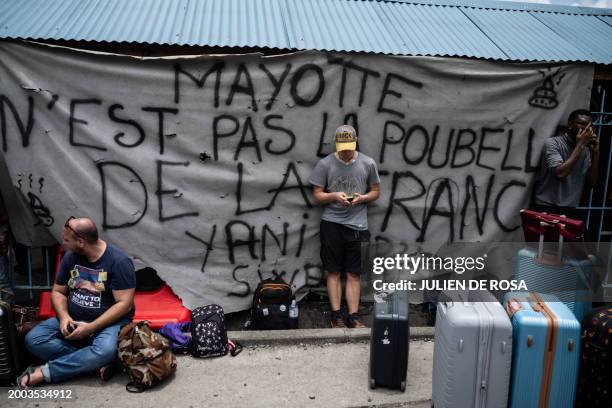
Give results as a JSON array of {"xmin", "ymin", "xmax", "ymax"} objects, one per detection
[{"xmin": 55, "ymin": 244, "xmax": 136, "ymax": 322}]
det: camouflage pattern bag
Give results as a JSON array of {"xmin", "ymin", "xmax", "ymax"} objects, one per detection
[
  {"xmin": 12, "ymin": 305, "xmax": 40, "ymax": 337},
  {"xmin": 117, "ymin": 321, "xmax": 177, "ymax": 393}
]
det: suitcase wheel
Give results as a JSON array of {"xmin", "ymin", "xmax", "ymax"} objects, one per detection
[
  {"xmin": 400, "ymin": 381, "xmax": 406, "ymax": 392},
  {"xmin": 369, "ymin": 379, "xmax": 375, "ymax": 389}
]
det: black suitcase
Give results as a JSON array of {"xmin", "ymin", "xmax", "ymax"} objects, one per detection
[
  {"xmin": 369, "ymin": 291, "xmax": 409, "ymax": 391},
  {"xmin": 0, "ymin": 299, "xmax": 21, "ymax": 386},
  {"xmin": 575, "ymin": 305, "xmax": 612, "ymax": 408}
]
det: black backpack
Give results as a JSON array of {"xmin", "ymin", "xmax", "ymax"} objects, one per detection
[
  {"xmin": 249, "ymin": 278, "xmax": 296, "ymax": 330},
  {"xmin": 190, "ymin": 305, "xmax": 241, "ymax": 358}
]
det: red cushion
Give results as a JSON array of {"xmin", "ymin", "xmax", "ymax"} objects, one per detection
[
  {"xmin": 133, "ymin": 285, "xmax": 191, "ymax": 329},
  {"xmin": 38, "ymin": 291, "xmax": 54, "ymax": 320},
  {"xmin": 37, "ymin": 284, "xmax": 191, "ymax": 330}
]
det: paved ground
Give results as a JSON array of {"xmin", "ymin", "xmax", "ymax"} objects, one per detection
[{"xmin": 2, "ymin": 332, "xmax": 434, "ymax": 408}]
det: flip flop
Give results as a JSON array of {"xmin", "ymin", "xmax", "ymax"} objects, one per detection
[
  {"xmin": 98, "ymin": 363, "xmax": 115, "ymax": 382},
  {"xmin": 16, "ymin": 365, "xmax": 37, "ymax": 389}
]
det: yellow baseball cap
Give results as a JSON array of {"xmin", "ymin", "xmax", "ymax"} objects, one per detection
[{"xmin": 335, "ymin": 125, "xmax": 357, "ymax": 152}]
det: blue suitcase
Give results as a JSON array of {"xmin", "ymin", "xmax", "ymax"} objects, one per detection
[
  {"xmin": 515, "ymin": 221, "xmax": 594, "ymax": 321},
  {"xmin": 503, "ymin": 292, "xmax": 581, "ymax": 408}
]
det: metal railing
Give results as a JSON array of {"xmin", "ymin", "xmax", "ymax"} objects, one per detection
[
  {"xmin": 9, "ymin": 241, "xmax": 56, "ymax": 301},
  {"xmin": 579, "ymin": 82, "xmax": 612, "ymax": 292}
]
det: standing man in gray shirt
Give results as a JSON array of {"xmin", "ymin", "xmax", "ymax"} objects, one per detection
[
  {"xmin": 534, "ymin": 109, "xmax": 599, "ymax": 223},
  {"xmin": 309, "ymin": 125, "xmax": 380, "ymax": 328}
]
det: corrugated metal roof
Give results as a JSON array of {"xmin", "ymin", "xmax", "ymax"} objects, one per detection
[
  {"xmin": 376, "ymin": 3, "xmax": 508, "ymax": 59},
  {"xmin": 462, "ymin": 8, "xmax": 588, "ymax": 62},
  {"xmin": 0, "ymin": 0, "xmax": 611, "ymax": 63},
  {"xmin": 532, "ymin": 12, "xmax": 612, "ymax": 64}
]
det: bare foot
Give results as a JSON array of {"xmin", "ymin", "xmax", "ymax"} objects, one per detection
[{"xmin": 19, "ymin": 366, "xmax": 44, "ymax": 388}]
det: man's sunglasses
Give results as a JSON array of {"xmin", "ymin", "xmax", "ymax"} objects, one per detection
[{"xmin": 64, "ymin": 216, "xmax": 84, "ymax": 239}]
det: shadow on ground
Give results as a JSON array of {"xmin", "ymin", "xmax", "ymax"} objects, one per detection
[{"xmin": 226, "ymin": 293, "xmax": 436, "ymax": 330}]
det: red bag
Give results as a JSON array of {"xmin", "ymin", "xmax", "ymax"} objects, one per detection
[
  {"xmin": 520, "ymin": 209, "xmax": 590, "ymax": 260},
  {"xmin": 520, "ymin": 209, "xmax": 585, "ymax": 242}
]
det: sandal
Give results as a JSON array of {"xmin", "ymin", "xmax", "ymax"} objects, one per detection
[
  {"xmin": 16, "ymin": 365, "xmax": 37, "ymax": 389},
  {"xmin": 99, "ymin": 363, "xmax": 115, "ymax": 382}
]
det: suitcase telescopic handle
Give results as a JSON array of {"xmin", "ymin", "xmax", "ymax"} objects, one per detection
[
  {"xmin": 438, "ymin": 300, "xmax": 465, "ymax": 312},
  {"xmin": 557, "ymin": 224, "xmax": 565, "ymax": 263},
  {"xmin": 537, "ymin": 221, "xmax": 564, "ymax": 265}
]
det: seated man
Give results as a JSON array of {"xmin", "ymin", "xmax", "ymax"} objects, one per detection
[{"xmin": 20, "ymin": 216, "xmax": 135, "ymax": 388}]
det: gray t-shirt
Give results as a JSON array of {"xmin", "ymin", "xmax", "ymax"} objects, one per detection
[
  {"xmin": 309, "ymin": 152, "xmax": 380, "ymax": 230},
  {"xmin": 534, "ymin": 132, "xmax": 591, "ymax": 208}
]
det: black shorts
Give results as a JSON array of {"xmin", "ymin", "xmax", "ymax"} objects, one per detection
[{"xmin": 319, "ymin": 220, "xmax": 370, "ymax": 275}]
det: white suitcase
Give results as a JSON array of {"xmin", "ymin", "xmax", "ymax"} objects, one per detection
[{"xmin": 432, "ymin": 291, "xmax": 513, "ymax": 408}]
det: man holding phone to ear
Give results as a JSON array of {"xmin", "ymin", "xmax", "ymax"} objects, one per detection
[
  {"xmin": 20, "ymin": 217, "xmax": 135, "ymax": 388},
  {"xmin": 533, "ymin": 109, "xmax": 600, "ymax": 223},
  {"xmin": 309, "ymin": 125, "xmax": 380, "ymax": 328}
]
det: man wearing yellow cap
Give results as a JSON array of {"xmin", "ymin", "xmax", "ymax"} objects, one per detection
[{"xmin": 309, "ymin": 125, "xmax": 381, "ymax": 328}]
